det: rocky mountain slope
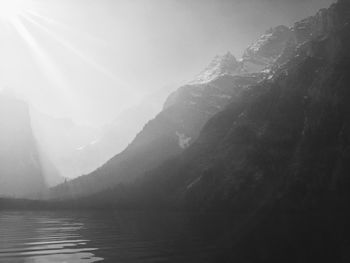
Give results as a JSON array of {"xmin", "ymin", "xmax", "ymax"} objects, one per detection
[
  {"xmin": 141, "ymin": 0, "xmax": 350, "ymax": 208},
  {"xmin": 66, "ymin": 1, "xmax": 350, "ymax": 261},
  {"xmin": 33, "ymin": 20, "xmax": 297, "ymax": 185},
  {"xmin": 31, "ymin": 102, "xmax": 162, "ymax": 181},
  {"xmin": 140, "ymin": 0, "xmax": 350, "ymax": 210},
  {"xmin": 51, "ymin": 1, "xmax": 349, "ymax": 208},
  {"xmin": 48, "ymin": 1, "xmax": 318, "ymax": 200},
  {"xmin": 0, "ymin": 93, "xmax": 47, "ymax": 196},
  {"xmin": 49, "ymin": 52, "xmax": 264, "ymax": 199},
  {"xmin": 241, "ymin": 25, "xmax": 293, "ymax": 73}
]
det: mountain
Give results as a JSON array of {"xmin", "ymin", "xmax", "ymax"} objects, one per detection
[
  {"xmin": 191, "ymin": 26, "xmax": 294, "ymax": 82},
  {"xmin": 70, "ymin": 89, "xmax": 171, "ymax": 179},
  {"xmin": 48, "ymin": 51, "xmax": 265, "ymax": 199},
  {"xmin": 0, "ymin": 92, "xmax": 47, "ymax": 197},
  {"xmin": 37, "ymin": 33, "xmax": 290, "ymax": 184},
  {"xmin": 241, "ymin": 25, "xmax": 293, "ymax": 72},
  {"xmin": 137, "ymin": 0, "xmax": 350, "ymax": 207},
  {"xmin": 31, "ymin": 88, "xmax": 169, "ymax": 181},
  {"xmin": 48, "ymin": 18, "xmax": 306, "ymax": 200},
  {"xmin": 72, "ymin": 0, "xmax": 350, "ymax": 261},
  {"xmin": 30, "ymin": 109, "xmax": 101, "ymax": 179},
  {"xmin": 50, "ymin": 1, "xmax": 349, "ymax": 204},
  {"xmin": 190, "ymin": 52, "xmax": 241, "ymax": 84}
]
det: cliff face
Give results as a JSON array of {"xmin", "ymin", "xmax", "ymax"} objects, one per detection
[
  {"xmin": 242, "ymin": 25, "xmax": 293, "ymax": 72},
  {"xmin": 293, "ymin": 0, "xmax": 350, "ymax": 43},
  {"xmin": 0, "ymin": 94, "xmax": 46, "ymax": 196}
]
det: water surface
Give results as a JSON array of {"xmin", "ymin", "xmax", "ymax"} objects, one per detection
[{"xmin": 0, "ymin": 210, "xmax": 227, "ymax": 262}]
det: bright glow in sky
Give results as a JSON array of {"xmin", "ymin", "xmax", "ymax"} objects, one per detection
[
  {"xmin": 0, "ymin": 0, "xmax": 335, "ymax": 127},
  {"xmin": 0, "ymin": 0, "xmax": 31, "ymax": 21}
]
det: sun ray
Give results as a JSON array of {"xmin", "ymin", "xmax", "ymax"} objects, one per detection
[
  {"xmin": 21, "ymin": 12, "xmax": 129, "ymax": 90},
  {"xmin": 25, "ymin": 10, "xmax": 111, "ymax": 48},
  {"xmin": 1, "ymin": 0, "xmax": 145, "ymax": 120},
  {"xmin": 0, "ymin": 0, "xmax": 30, "ymax": 22},
  {"xmin": 10, "ymin": 17, "xmax": 75, "ymax": 108}
]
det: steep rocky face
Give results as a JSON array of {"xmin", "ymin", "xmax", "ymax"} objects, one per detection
[
  {"xmin": 0, "ymin": 94, "xmax": 46, "ymax": 196},
  {"xmin": 241, "ymin": 25, "xmax": 293, "ymax": 73},
  {"xmin": 190, "ymin": 52, "xmax": 241, "ymax": 84},
  {"xmin": 49, "ymin": 58, "xmax": 263, "ymax": 199},
  {"xmin": 190, "ymin": 28, "xmax": 295, "ymax": 81},
  {"xmin": 293, "ymin": 0, "xmax": 350, "ymax": 43}
]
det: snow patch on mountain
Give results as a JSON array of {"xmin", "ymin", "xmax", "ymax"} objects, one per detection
[
  {"xmin": 190, "ymin": 52, "xmax": 240, "ymax": 84},
  {"xmin": 241, "ymin": 25, "xmax": 293, "ymax": 73},
  {"xmin": 176, "ymin": 132, "xmax": 191, "ymax": 149},
  {"xmin": 214, "ymin": 94, "xmax": 232, "ymax": 99},
  {"xmin": 76, "ymin": 138, "xmax": 100, "ymax": 151}
]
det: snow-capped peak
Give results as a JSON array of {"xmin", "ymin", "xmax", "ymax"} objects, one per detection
[
  {"xmin": 240, "ymin": 25, "xmax": 292, "ymax": 74},
  {"xmin": 190, "ymin": 52, "xmax": 240, "ymax": 84},
  {"xmin": 243, "ymin": 25, "xmax": 292, "ymax": 61}
]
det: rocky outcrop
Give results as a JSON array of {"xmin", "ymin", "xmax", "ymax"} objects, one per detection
[
  {"xmin": 293, "ymin": 0, "xmax": 350, "ymax": 43},
  {"xmin": 190, "ymin": 52, "xmax": 241, "ymax": 84},
  {"xmin": 242, "ymin": 25, "xmax": 293, "ymax": 73}
]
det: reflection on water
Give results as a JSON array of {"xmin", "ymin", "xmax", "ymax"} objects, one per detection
[
  {"xmin": 0, "ymin": 210, "xmax": 226, "ymax": 262},
  {"xmin": 0, "ymin": 211, "xmax": 102, "ymax": 262}
]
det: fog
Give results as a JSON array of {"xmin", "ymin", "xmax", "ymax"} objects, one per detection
[
  {"xmin": 2, "ymin": 0, "xmax": 350, "ymax": 262},
  {"xmin": 0, "ymin": 0, "xmax": 334, "ymax": 125},
  {"xmin": 0, "ymin": 0, "xmax": 334, "ymax": 179}
]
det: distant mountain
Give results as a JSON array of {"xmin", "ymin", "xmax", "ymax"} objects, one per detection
[
  {"xmin": 190, "ymin": 52, "xmax": 241, "ymax": 84},
  {"xmin": 0, "ymin": 93, "xmax": 47, "ymax": 197},
  {"xmin": 191, "ymin": 26, "xmax": 294, "ymax": 82},
  {"xmin": 48, "ymin": 51, "xmax": 264, "ymax": 199},
  {"xmin": 48, "ymin": 23, "xmax": 296, "ymax": 198},
  {"xmin": 31, "ymin": 88, "xmax": 169, "ymax": 180},
  {"xmin": 71, "ymin": 89, "xmax": 171, "ymax": 177},
  {"xmin": 47, "ymin": 20, "xmax": 301, "ymax": 200},
  {"xmin": 30, "ymin": 109, "xmax": 101, "ymax": 179},
  {"xmin": 50, "ymin": 0, "xmax": 348, "ymax": 206},
  {"xmin": 241, "ymin": 25, "xmax": 293, "ymax": 72}
]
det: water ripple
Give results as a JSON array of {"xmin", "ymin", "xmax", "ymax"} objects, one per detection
[
  {"xmin": 0, "ymin": 211, "xmax": 103, "ymax": 262},
  {"xmin": 0, "ymin": 210, "xmax": 223, "ymax": 262}
]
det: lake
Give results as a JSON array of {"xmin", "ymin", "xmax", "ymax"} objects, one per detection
[{"xmin": 0, "ymin": 210, "xmax": 230, "ymax": 262}]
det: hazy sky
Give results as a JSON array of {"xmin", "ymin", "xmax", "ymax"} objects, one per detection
[{"xmin": 0, "ymin": 0, "xmax": 335, "ymax": 126}]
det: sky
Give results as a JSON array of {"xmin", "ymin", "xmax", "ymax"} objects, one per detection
[{"xmin": 0, "ymin": 0, "xmax": 335, "ymax": 126}]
